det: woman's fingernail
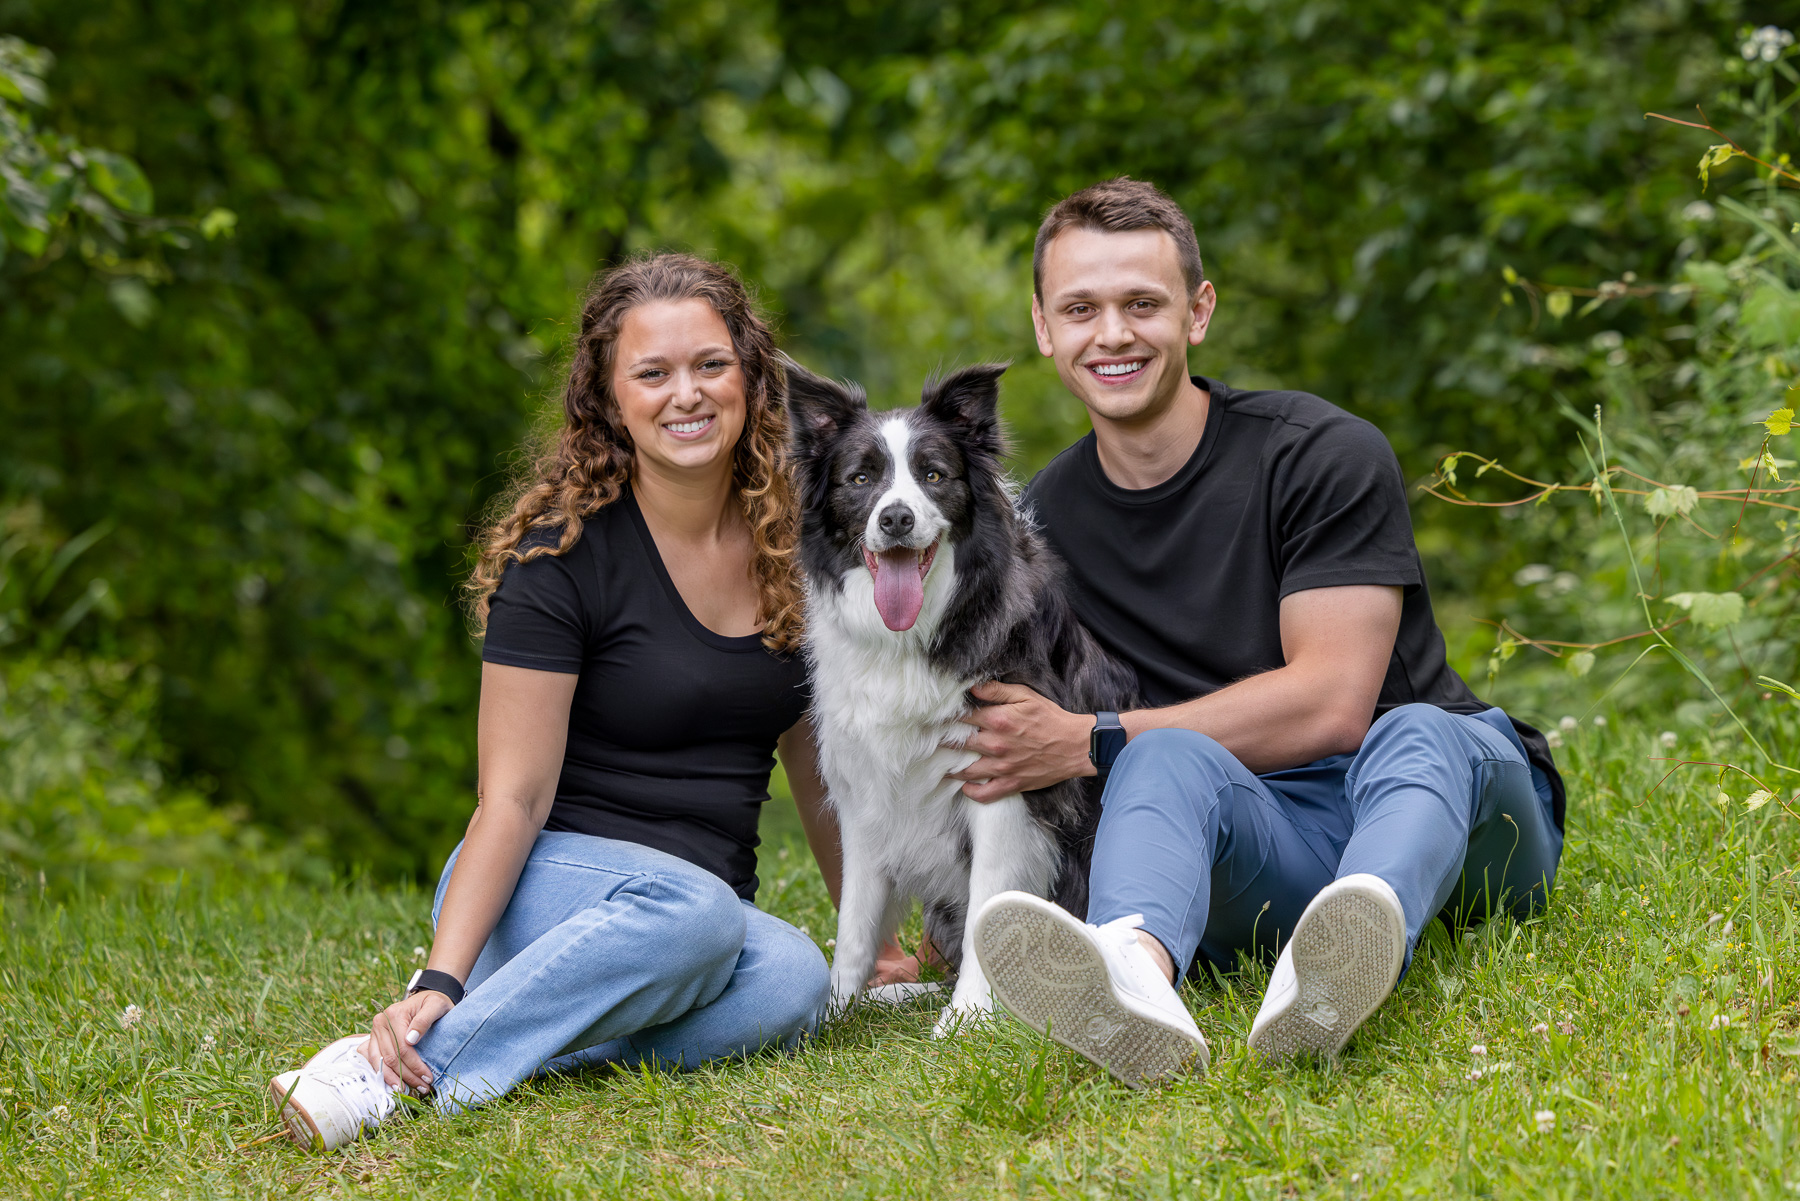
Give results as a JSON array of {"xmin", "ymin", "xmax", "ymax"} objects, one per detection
[
  {"xmin": 405, "ymin": 1030, "xmax": 420, "ymax": 1045},
  {"xmin": 421, "ymin": 1072, "xmax": 433, "ymax": 1084}
]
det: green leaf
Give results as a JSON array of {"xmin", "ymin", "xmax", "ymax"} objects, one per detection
[
  {"xmin": 1767, "ymin": 407, "xmax": 1795, "ymax": 436},
  {"xmin": 1745, "ymin": 790, "xmax": 1776, "ymax": 811},
  {"xmin": 1644, "ymin": 485, "xmax": 1698, "ymax": 519},
  {"xmin": 199, "ymin": 207, "xmax": 237, "ymax": 239},
  {"xmin": 107, "ymin": 278, "xmax": 156, "ymax": 328},
  {"xmin": 1546, "ymin": 290, "xmax": 1572, "ymax": 319},
  {"xmin": 1665, "ymin": 591, "xmax": 1746, "ymax": 630},
  {"xmin": 1567, "ymin": 651, "xmax": 1596, "ymax": 678},
  {"xmin": 84, "ymin": 150, "xmax": 153, "ymax": 214},
  {"xmin": 1502, "ymin": 265, "xmax": 1518, "ymax": 285}
]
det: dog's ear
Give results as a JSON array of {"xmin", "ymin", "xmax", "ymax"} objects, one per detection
[
  {"xmin": 782, "ymin": 357, "xmax": 867, "ymax": 452},
  {"xmin": 920, "ymin": 363, "xmax": 1008, "ymax": 456}
]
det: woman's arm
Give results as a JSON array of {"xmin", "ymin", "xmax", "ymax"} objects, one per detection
[
  {"xmin": 778, "ymin": 717, "xmax": 841, "ymax": 904},
  {"xmin": 777, "ymin": 717, "xmax": 929, "ymax": 985},
  {"xmin": 365, "ymin": 662, "xmax": 577, "ymax": 1091}
]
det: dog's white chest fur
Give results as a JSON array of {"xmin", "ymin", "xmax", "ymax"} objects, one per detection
[
  {"xmin": 806, "ymin": 546, "xmax": 1059, "ymax": 1035},
  {"xmin": 805, "ymin": 548, "xmax": 978, "ymax": 900}
]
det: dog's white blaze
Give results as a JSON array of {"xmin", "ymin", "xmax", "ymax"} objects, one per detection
[
  {"xmin": 807, "ymin": 543, "xmax": 1062, "ymax": 1034},
  {"xmin": 863, "ymin": 417, "xmax": 949, "ymax": 550}
]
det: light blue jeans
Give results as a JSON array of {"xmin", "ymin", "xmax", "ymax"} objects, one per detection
[
  {"xmin": 1088, "ymin": 704, "xmax": 1562, "ymax": 976},
  {"xmin": 414, "ymin": 831, "xmax": 829, "ymax": 1114}
]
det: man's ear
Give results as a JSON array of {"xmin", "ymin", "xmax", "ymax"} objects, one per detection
[
  {"xmin": 783, "ymin": 357, "xmax": 867, "ymax": 451},
  {"xmin": 920, "ymin": 363, "xmax": 1008, "ymax": 457}
]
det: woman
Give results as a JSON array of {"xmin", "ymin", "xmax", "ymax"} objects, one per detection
[{"xmin": 269, "ymin": 253, "xmax": 847, "ymax": 1149}]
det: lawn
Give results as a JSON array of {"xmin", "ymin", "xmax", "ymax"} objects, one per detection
[{"xmin": 2, "ymin": 715, "xmax": 1796, "ymax": 1199}]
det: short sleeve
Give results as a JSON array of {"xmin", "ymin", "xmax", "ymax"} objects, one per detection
[
  {"xmin": 480, "ymin": 532, "xmax": 592, "ymax": 674},
  {"xmin": 1271, "ymin": 415, "xmax": 1422, "ymax": 598}
]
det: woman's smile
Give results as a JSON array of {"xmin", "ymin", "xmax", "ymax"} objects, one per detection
[{"xmin": 661, "ymin": 413, "xmax": 716, "ymax": 440}]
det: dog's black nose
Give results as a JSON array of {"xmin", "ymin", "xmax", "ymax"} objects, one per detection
[{"xmin": 878, "ymin": 504, "xmax": 915, "ymax": 538}]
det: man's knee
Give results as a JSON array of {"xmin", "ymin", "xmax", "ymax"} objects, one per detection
[{"xmin": 1112, "ymin": 727, "xmax": 1242, "ymax": 786}]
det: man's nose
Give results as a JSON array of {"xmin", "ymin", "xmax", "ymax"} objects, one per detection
[
  {"xmin": 1095, "ymin": 304, "xmax": 1134, "ymax": 348},
  {"xmin": 878, "ymin": 504, "xmax": 915, "ymax": 539}
]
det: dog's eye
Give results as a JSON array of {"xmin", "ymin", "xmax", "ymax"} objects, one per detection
[
  {"xmin": 924, "ymin": 470, "xmax": 942, "ymax": 483},
  {"xmin": 851, "ymin": 472, "xmax": 869, "ymax": 486}
]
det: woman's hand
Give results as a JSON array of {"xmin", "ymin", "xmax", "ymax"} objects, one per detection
[{"xmin": 363, "ymin": 991, "xmax": 454, "ymax": 1092}]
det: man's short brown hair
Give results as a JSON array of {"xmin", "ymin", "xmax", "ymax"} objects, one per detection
[{"xmin": 1033, "ymin": 177, "xmax": 1205, "ymax": 299}]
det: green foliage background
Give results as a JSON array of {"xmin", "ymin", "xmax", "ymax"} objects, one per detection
[{"xmin": 1, "ymin": 0, "xmax": 1788, "ymax": 881}]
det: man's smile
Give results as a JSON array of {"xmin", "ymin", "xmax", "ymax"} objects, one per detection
[{"xmin": 1084, "ymin": 357, "xmax": 1150, "ymax": 384}]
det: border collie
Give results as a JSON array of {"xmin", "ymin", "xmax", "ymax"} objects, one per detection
[{"xmin": 786, "ymin": 361, "xmax": 1138, "ymax": 1036}]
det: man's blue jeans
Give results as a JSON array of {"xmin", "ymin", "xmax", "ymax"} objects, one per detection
[
  {"xmin": 414, "ymin": 832, "xmax": 829, "ymax": 1114},
  {"xmin": 1087, "ymin": 704, "xmax": 1563, "ymax": 976}
]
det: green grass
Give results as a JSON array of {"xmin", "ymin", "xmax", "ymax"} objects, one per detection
[{"xmin": 3, "ymin": 715, "xmax": 1798, "ymax": 1198}]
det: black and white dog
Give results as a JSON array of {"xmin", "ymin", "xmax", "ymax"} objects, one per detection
[{"xmin": 786, "ymin": 361, "xmax": 1138, "ymax": 1036}]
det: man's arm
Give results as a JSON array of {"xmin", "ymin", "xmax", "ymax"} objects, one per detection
[{"xmin": 953, "ymin": 584, "xmax": 1403, "ymax": 800}]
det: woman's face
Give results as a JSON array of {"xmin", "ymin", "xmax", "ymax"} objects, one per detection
[{"xmin": 611, "ymin": 298, "xmax": 748, "ymax": 483}]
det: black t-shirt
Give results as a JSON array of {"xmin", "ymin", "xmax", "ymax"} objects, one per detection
[
  {"xmin": 1023, "ymin": 376, "xmax": 1564, "ymax": 830},
  {"xmin": 480, "ymin": 492, "xmax": 810, "ymax": 898}
]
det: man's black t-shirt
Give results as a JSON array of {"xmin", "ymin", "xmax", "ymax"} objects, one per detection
[
  {"xmin": 1023, "ymin": 376, "xmax": 1564, "ymax": 830},
  {"xmin": 480, "ymin": 491, "xmax": 811, "ymax": 898}
]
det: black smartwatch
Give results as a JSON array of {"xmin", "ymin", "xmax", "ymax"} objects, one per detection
[
  {"xmin": 406, "ymin": 968, "xmax": 465, "ymax": 1005},
  {"xmin": 1089, "ymin": 710, "xmax": 1127, "ymax": 773}
]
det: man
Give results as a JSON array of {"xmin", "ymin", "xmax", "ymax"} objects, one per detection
[{"xmin": 961, "ymin": 177, "xmax": 1563, "ymax": 1087}]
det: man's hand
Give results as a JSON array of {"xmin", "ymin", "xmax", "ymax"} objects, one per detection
[{"xmin": 949, "ymin": 681, "xmax": 1096, "ymax": 802}]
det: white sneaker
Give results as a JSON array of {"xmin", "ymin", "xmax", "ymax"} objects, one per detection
[
  {"xmin": 972, "ymin": 891, "xmax": 1209, "ymax": 1089},
  {"xmin": 270, "ymin": 1035, "xmax": 399, "ymax": 1151},
  {"xmin": 1248, "ymin": 873, "xmax": 1406, "ymax": 1062}
]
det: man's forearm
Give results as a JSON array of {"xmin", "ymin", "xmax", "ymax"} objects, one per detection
[{"xmin": 1123, "ymin": 663, "xmax": 1374, "ymax": 774}]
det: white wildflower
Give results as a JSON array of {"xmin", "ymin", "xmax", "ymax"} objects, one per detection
[
  {"xmin": 1535, "ymin": 1109, "xmax": 1556, "ymax": 1134},
  {"xmin": 1471, "ymin": 1043, "xmax": 1488, "ymax": 1056},
  {"xmin": 412, "ymin": 946, "xmax": 426, "ymax": 958},
  {"xmin": 1531, "ymin": 1022, "xmax": 1550, "ymax": 1036},
  {"xmin": 1546, "ymin": 729, "xmax": 1564, "ymax": 749},
  {"xmin": 1592, "ymin": 715, "xmax": 1607, "ymax": 728},
  {"xmin": 1682, "ymin": 200, "xmax": 1717, "ymax": 223},
  {"xmin": 50, "ymin": 1104, "xmax": 71, "ymax": 1121},
  {"xmin": 199, "ymin": 1034, "xmax": 216, "ymax": 1053},
  {"xmin": 1744, "ymin": 26, "xmax": 1794, "ymax": 62},
  {"xmin": 1468, "ymin": 1067, "xmax": 1484, "ymax": 1081},
  {"xmin": 119, "ymin": 1004, "xmax": 144, "ymax": 1030},
  {"xmin": 1659, "ymin": 731, "xmax": 1678, "ymax": 748},
  {"xmin": 1709, "ymin": 1013, "xmax": 1731, "ymax": 1030},
  {"xmin": 1559, "ymin": 716, "xmax": 1577, "ymax": 731}
]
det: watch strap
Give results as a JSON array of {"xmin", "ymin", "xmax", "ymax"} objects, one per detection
[{"xmin": 406, "ymin": 967, "xmax": 465, "ymax": 1005}]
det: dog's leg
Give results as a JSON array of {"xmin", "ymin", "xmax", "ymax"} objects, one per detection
[
  {"xmin": 935, "ymin": 795, "xmax": 1057, "ymax": 1038},
  {"xmin": 829, "ymin": 834, "xmax": 898, "ymax": 1017}
]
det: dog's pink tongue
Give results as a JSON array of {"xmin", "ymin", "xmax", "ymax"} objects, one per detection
[{"xmin": 871, "ymin": 549, "xmax": 925, "ymax": 631}]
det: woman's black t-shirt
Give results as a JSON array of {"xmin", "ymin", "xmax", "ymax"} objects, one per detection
[{"xmin": 480, "ymin": 492, "xmax": 810, "ymax": 899}]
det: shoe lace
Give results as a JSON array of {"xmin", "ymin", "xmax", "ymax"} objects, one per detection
[{"xmin": 313, "ymin": 1048, "xmax": 396, "ymax": 1125}]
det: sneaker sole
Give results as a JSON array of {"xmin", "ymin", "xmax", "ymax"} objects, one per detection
[
  {"xmin": 269, "ymin": 1072, "xmax": 325, "ymax": 1150},
  {"xmin": 974, "ymin": 897, "xmax": 1208, "ymax": 1090},
  {"xmin": 1247, "ymin": 881, "xmax": 1404, "ymax": 1062}
]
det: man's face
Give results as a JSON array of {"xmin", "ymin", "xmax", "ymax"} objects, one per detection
[{"xmin": 1032, "ymin": 226, "xmax": 1216, "ymax": 425}]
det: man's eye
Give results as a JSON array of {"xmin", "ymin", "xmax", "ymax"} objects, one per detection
[
  {"xmin": 924, "ymin": 470, "xmax": 943, "ymax": 483},
  {"xmin": 852, "ymin": 472, "xmax": 869, "ymax": 485}
]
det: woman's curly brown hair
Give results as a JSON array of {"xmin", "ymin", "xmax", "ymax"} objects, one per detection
[{"xmin": 467, "ymin": 253, "xmax": 802, "ymax": 653}]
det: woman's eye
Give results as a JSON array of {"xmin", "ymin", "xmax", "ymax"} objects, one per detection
[
  {"xmin": 924, "ymin": 470, "xmax": 942, "ymax": 483},
  {"xmin": 852, "ymin": 472, "xmax": 869, "ymax": 485}
]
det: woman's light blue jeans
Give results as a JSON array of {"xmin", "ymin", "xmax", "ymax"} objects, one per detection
[
  {"xmin": 414, "ymin": 831, "xmax": 829, "ymax": 1114},
  {"xmin": 1088, "ymin": 703, "xmax": 1563, "ymax": 977}
]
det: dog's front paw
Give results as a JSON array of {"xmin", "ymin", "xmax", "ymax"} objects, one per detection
[
  {"xmin": 826, "ymin": 975, "xmax": 863, "ymax": 1022},
  {"xmin": 930, "ymin": 993, "xmax": 995, "ymax": 1040}
]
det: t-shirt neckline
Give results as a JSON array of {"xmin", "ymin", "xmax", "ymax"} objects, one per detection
[
  {"xmin": 624, "ymin": 490, "xmax": 769, "ymax": 654},
  {"xmin": 1082, "ymin": 375, "xmax": 1228, "ymax": 506}
]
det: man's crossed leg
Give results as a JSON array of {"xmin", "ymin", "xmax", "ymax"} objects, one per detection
[{"xmin": 974, "ymin": 703, "xmax": 1563, "ymax": 1087}]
